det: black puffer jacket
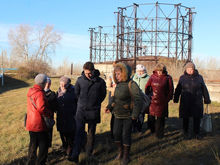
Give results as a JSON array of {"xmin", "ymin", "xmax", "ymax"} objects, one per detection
[
  {"xmin": 56, "ymin": 84, "xmax": 77, "ymax": 132},
  {"xmin": 174, "ymin": 70, "xmax": 211, "ymax": 118},
  {"xmin": 75, "ymin": 69, "xmax": 106, "ymax": 123}
]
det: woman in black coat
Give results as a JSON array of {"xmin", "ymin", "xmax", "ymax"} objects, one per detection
[
  {"xmin": 174, "ymin": 62, "xmax": 211, "ymax": 139},
  {"xmin": 57, "ymin": 76, "xmax": 77, "ymax": 155}
]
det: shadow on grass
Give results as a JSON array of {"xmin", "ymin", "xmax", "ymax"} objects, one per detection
[
  {"xmin": 5, "ymin": 113, "xmax": 220, "ymax": 165},
  {"xmin": 0, "ymin": 75, "xmax": 29, "ymax": 94}
]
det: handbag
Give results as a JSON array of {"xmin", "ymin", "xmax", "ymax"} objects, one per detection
[
  {"xmin": 200, "ymin": 105, "xmax": 212, "ymax": 132},
  {"xmin": 128, "ymin": 81, "xmax": 151, "ymax": 113},
  {"xmin": 29, "ymin": 97, "xmax": 55, "ymax": 129}
]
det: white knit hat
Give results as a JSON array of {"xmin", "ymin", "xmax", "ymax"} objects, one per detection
[{"xmin": 136, "ymin": 64, "xmax": 146, "ymax": 71}]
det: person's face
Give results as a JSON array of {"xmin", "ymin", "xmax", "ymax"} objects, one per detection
[
  {"xmin": 186, "ymin": 67, "xmax": 194, "ymax": 75},
  {"xmin": 115, "ymin": 70, "xmax": 122, "ymax": 82},
  {"xmin": 60, "ymin": 81, "xmax": 66, "ymax": 91},
  {"xmin": 157, "ymin": 70, "xmax": 163, "ymax": 76},
  {"xmin": 137, "ymin": 70, "xmax": 145, "ymax": 76},
  {"xmin": 84, "ymin": 69, "xmax": 92, "ymax": 79}
]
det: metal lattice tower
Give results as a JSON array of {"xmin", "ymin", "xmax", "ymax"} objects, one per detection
[{"xmin": 89, "ymin": 2, "xmax": 195, "ymax": 65}]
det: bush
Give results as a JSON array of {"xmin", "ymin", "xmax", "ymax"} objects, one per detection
[{"xmin": 17, "ymin": 60, "xmax": 51, "ymax": 79}]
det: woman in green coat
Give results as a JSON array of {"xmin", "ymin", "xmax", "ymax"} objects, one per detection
[{"xmin": 105, "ymin": 62, "xmax": 143, "ymax": 165}]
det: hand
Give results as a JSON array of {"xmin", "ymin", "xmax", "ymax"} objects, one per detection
[
  {"xmin": 105, "ymin": 108, "xmax": 110, "ymax": 113},
  {"xmin": 132, "ymin": 117, "xmax": 137, "ymax": 121}
]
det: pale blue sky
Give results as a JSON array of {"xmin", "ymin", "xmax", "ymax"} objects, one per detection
[{"xmin": 0, "ymin": 0, "xmax": 219, "ymax": 66}]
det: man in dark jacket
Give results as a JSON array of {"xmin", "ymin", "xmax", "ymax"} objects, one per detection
[{"xmin": 68, "ymin": 62, "xmax": 106, "ymax": 162}]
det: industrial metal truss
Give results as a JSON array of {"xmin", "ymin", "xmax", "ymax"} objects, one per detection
[{"xmin": 89, "ymin": 2, "xmax": 195, "ymax": 64}]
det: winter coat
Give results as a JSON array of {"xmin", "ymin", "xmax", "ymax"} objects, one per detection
[
  {"xmin": 145, "ymin": 71, "xmax": 174, "ymax": 117},
  {"xmin": 56, "ymin": 84, "xmax": 77, "ymax": 132},
  {"xmin": 173, "ymin": 70, "xmax": 211, "ymax": 118},
  {"xmin": 26, "ymin": 84, "xmax": 52, "ymax": 132},
  {"xmin": 107, "ymin": 63, "xmax": 143, "ymax": 119},
  {"xmin": 75, "ymin": 69, "xmax": 106, "ymax": 123},
  {"xmin": 132, "ymin": 72, "xmax": 149, "ymax": 93},
  {"xmin": 45, "ymin": 89, "xmax": 58, "ymax": 118}
]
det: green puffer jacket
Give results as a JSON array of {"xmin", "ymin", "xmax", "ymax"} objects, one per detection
[
  {"xmin": 106, "ymin": 63, "xmax": 143, "ymax": 119},
  {"xmin": 132, "ymin": 73, "xmax": 149, "ymax": 93}
]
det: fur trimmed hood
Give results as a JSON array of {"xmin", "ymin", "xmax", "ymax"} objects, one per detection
[{"xmin": 113, "ymin": 63, "xmax": 132, "ymax": 84}]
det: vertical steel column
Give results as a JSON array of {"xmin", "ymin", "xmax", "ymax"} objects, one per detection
[
  {"xmin": 188, "ymin": 8, "xmax": 192, "ymax": 61},
  {"xmin": 155, "ymin": 2, "xmax": 158, "ymax": 62},
  {"xmin": 98, "ymin": 26, "xmax": 102, "ymax": 62},
  {"xmin": 119, "ymin": 8, "xmax": 125, "ymax": 59},
  {"xmin": 104, "ymin": 33, "xmax": 107, "ymax": 62},
  {"xmin": 175, "ymin": 4, "xmax": 180, "ymax": 59},
  {"xmin": 181, "ymin": 16, "xmax": 185, "ymax": 60},
  {"xmin": 151, "ymin": 19, "xmax": 153, "ymax": 56},
  {"xmin": 89, "ymin": 28, "xmax": 94, "ymax": 62},
  {"xmin": 94, "ymin": 32, "xmax": 97, "ymax": 62},
  {"xmin": 126, "ymin": 26, "xmax": 130, "ymax": 58},
  {"xmin": 113, "ymin": 25, "xmax": 116, "ymax": 60},
  {"xmin": 116, "ymin": 11, "xmax": 120, "ymax": 61},
  {"xmin": 167, "ymin": 18, "xmax": 171, "ymax": 58},
  {"xmin": 134, "ymin": 3, "xmax": 138, "ymax": 71}
]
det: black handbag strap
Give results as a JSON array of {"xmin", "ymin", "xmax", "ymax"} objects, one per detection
[
  {"xmin": 29, "ymin": 97, "xmax": 37, "ymax": 110},
  {"xmin": 204, "ymin": 104, "xmax": 209, "ymax": 114}
]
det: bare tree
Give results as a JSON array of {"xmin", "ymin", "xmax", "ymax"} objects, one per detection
[{"xmin": 8, "ymin": 24, "xmax": 62, "ymax": 65}]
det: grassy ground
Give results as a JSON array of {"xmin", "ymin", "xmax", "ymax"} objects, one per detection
[{"xmin": 0, "ymin": 76, "xmax": 220, "ymax": 165}]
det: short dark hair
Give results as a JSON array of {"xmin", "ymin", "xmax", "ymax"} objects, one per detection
[{"xmin": 83, "ymin": 62, "xmax": 94, "ymax": 71}]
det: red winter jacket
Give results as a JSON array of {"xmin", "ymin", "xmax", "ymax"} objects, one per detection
[
  {"xmin": 145, "ymin": 71, "xmax": 174, "ymax": 117},
  {"xmin": 26, "ymin": 84, "xmax": 51, "ymax": 132}
]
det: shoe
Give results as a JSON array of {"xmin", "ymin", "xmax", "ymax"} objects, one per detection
[
  {"xmin": 183, "ymin": 132, "xmax": 191, "ymax": 140},
  {"xmin": 194, "ymin": 134, "xmax": 203, "ymax": 140},
  {"xmin": 68, "ymin": 154, "xmax": 79, "ymax": 163}
]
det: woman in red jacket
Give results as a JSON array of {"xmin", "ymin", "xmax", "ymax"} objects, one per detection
[
  {"xmin": 26, "ymin": 73, "xmax": 52, "ymax": 165},
  {"xmin": 145, "ymin": 63, "xmax": 174, "ymax": 139}
]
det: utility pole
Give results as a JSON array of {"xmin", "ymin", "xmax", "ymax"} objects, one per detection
[{"xmin": 1, "ymin": 51, "xmax": 4, "ymax": 86}]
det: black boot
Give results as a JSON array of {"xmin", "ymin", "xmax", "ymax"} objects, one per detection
[
  {"xmin": 115, "ymin": 141, "xmax": 123, "ymax": 160},
  {"xmin": 122, "ymin": 145, "xmax": 130, "ymax": 165}
]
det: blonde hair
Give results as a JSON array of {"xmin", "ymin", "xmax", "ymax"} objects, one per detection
[{"xmin": 154, "ymin": 63, "xmax": 166, "ymax": 72}]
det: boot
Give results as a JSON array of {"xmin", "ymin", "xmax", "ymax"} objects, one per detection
[
  {"xmin": 121, "ymin": 145, "xmax": 130, "ymax": 165},
  {"xmin": 115, "ymin": 141, "xmax": 123, "ymax": 160}
]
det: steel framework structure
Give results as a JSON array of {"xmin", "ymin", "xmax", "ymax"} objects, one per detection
[{"xmin": 89, "ymin": 2, "xmax": 195, "ymax": 65}]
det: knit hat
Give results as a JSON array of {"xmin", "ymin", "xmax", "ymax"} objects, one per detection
[
  {"xmin": 184, "ymin": 62, "xmax": 195, "ymax": 70},
  {"xmin": 34, "ymin": 74, "xmax": 47, "ymax": 85},
  {"xmin": 136, "ymin": 64, "xmax": 146, "ymax": 72},
  {"xmin": 60, "ymin": 76, "xmax": 71, "ymax": 85},
  {"xmin": 154, "ymin": 63, "xmax": 166, "ymax": 72}
]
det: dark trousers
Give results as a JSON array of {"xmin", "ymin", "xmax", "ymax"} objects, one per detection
[
  {"xmin": 113, "ymin": 118, "xmax": 132, "ymax": 145},
  {"xmin": 48, "ymin": 128, "xmax": 53, "ymax": 147},
  {"xmin": 72, "ymin": 118, "xmax": 96, "ymax": 157},
  {"xmin": 26, "ymin": 131, "xmax": 49, "ymax": 165},
  {"xmin": 110, "ymin": 114, "xmax": 115, "ymax": 139},
  {"xmin": 183, "ymin": 117, "xmax": 201, "ymax": 135},
  {"xmin": 59, "ymin": 131, "xmax": 75, "ymax": 151},
  {"xmin": 148, "ymin": 115, "xmax": 165, "ymax": 138}
]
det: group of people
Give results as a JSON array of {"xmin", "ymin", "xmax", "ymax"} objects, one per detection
[{"xmin": 25, "ymin": 60, "xmax": 211, "ymax": 165}]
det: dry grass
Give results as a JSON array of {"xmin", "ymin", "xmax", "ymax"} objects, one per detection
[{"xmin": 0, "ymin": 76, "xmax": 220, "ymax": 165}]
